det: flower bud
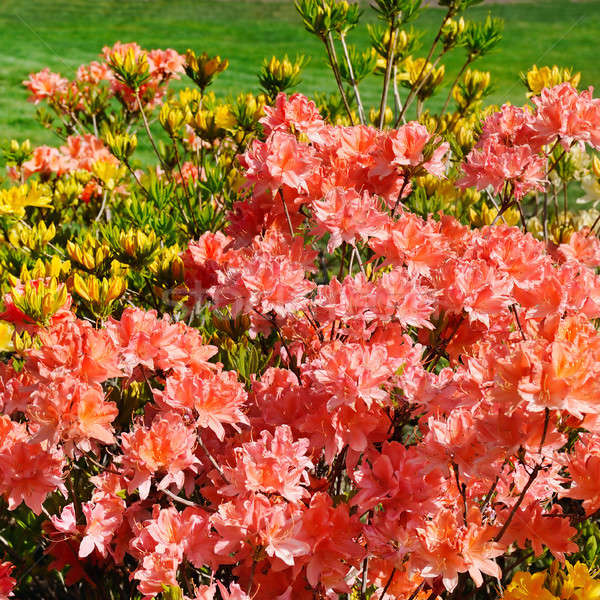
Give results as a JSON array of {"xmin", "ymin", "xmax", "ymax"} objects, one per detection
[{"xmin": 184, "ymin": 50, "xmax": 229, "ymax": 92}]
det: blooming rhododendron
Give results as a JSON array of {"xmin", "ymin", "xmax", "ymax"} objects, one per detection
[
  {"xmin": 120, "ymin": 412, "xmax": 200, "ymax": 499},
  {"xmin": 9, "ymin": 43, "xmax": 600, "ymax": 599},
  {"xmin": 22, "ymin": 68, "xmax": 69, "ymax": 104},
  {"xmin": 222, "ymin": 425, "xmax": 313, "ymax": 502},
  {"xmin": 311, "ymin": 187, "xmax": 388, "ymax": 251}
]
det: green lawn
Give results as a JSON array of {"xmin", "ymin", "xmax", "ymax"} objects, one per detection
[{"xmin": 1, "ymin": 0, "xmax": 600, "ymax": 148}]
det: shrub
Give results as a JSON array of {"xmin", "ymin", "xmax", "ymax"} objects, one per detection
[{"xmin": 2, "ymin": 1, "xmax": 600, "ymax": 599}]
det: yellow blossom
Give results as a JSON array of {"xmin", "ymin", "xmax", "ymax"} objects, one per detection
[
  {"xmin": 470, "ymin": 202, "xmax": 520, "ymax": 227},
  {"xmin": 503, "ymin": 571, "xmax": 557, "ymax": 600},
  {"xmin": 0, "ymin": 182, "xmax": 52, "ymax": 218},
  {"xmin": 0, "ymin": 321, "xmax": 14, "ymax": 352},
  {"xmin": 521, "ymin": 64, "xmax": 581, "ymax": 97}
]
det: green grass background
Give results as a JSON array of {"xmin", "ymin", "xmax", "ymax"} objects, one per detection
[{"xmin": 1, "ymin": 0, "xmax": 599, "ymax": 148}]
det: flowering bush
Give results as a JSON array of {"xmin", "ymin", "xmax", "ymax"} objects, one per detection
[{"xmin": 3, "ymin": 1, "xmax": 600, "ymax": 599}]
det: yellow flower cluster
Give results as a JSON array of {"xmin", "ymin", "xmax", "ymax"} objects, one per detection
[
  {"xmin": 522, "ymin": 64, "xmax": 581, "ymax": 97},
  {"xmin": 398, "ymin": 56, "xmax": 445, "ymax": 101},
  {"xmin": 0, "ymin": 182, "xmax": 52, "ymax": 218},
  {"xmin": 10, "ymin": 277, "xmax": 68, "ymax": 326},
  {"xmin": 503, "ymin": 562, "xmax": 600, "ymax": 600},
  {"xmin": 0, "ymin": 321, "xmax": 14, "ymax": 352},
  {"xmin": 453, "ymin": 68, "xmax": 492, "ymax": 113},
  {"xmin": 184, "ymin": 50, "xmax": 229, "ymax": 92},
  {"xmin": 470, "ymin": 202, "xmax": 520, "ymax": 228}
]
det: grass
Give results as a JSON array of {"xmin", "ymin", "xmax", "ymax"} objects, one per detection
[{"xmin": 0, "ymin": 0, "xmax": 600, "ymax": 149}]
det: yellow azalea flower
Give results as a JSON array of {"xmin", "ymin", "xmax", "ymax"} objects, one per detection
[
  {"xmin": 72, "ymin": 272, "xmax": 126, "ymax": 319},
  {"xmin": 369, "ymin": 106, "xmax": 394, "ymax": 128},
  {"xmin": 18, "ymin": 256, "xmax": 71, "ymax": 283},
  {"xmin": 178, "ymin": 87, "xmax": 203, "ymax": 106},
  {"xmin": 148, "ymin": 245, "xmax": 184, "ymax": 286},
  {"xmin": 0, "ymin": 181, "xmax": 52, "ymax": 218},
  {"xmin": 0, "ymin": 321, "xmax": 14, "ymax": 352},
  {"xmin": 67, "ymin": 235, "xmax": 111, "ymax": 272},
  {"xmin": 563, "ymin": 562, "xmax": 600, "ymax": 600},
  {"xmin": 213, "ymin": 105, "xmax": 236, "ymax": 130},
  {"xmin": 398, "ymin": 56, "xmax": 445, "ymax": 100},
  {"xmin": 191, "ymin": 104, "xmax": 235, "ymax": 140},
  {"xmin": 521, "ymin": 64, "xmax": 581, "ymax": 97},
  {"xmin": 591, "ymin": 155, "xmax": 600, "ymax": 179},
  {"xmin": 396, "ymin": 56, "xmax": 419, "ymax": 84},
  {"xmin": 159, "ymin": 101, "xmax": 192, "ymax": 137},
  {"xmin": 504, "ymin": 563, "xmax": 600, "ymax": 600},
  {"xmin": 8, "ymin": 221, "xmax": 56, "ymax": 253},
  {"xmin": 184, "ymin": 50, "xmax": 229, "ymax": 91},
  {"xmin": 10, "ymin": 277, "xmax": 68, "ymax": 326},
  {"xmin": 453, "ymin": 69, "xmax": 492, "ymax": 112},
  {"xmin": 108, "ymin": 47, "xmax": 150, "ymax": 89},
  {"xmin": 258, "ymin": 54, "xmax": 306, "ymax": 100},
  {"xmin": 91, "ymin": 160, "xmax": 127, "ymax": 191},
  {"xmin": 469, "ymin": 202, "xmax": 520, "ymax": 227},
  {"xmin": 503, "ymin": 571, "xmax": 558, "ymax": 600},
  {"xmin": 264, "ymin": 55, "xmax": 302, "ymax": 81},
  {"xmin": 102, "ymin": 130, "xmax": 137, "ymax": 162}
]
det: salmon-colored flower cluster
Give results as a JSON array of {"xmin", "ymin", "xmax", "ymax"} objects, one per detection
[
  {"xmin": 5, "ymin": 83, "xmax": 600, "ymax": 600},
  {"xmin": 14, "ymin": 134, "xmax": 117, "ymax": 181},
  {"xmin": 460, "ymin": 84, "xmax": 600, "ymax": 199},
  {"xmin": 24, "ymin": 41, "xmax": 183, "ymax": 112}
]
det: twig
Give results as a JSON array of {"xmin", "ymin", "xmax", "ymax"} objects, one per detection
[
  {"xmin": 161, "ymin": 487, "xmax": 200, "ymax": 508},
  {"xmin": 493, "ymin": 462, "xmax": 542, "ymax": 543},
  {"xmin": 404, "ymin": 50, "xmax": 447, "ymax": 119},
  {"xmin": 65, "ymin": 467, "xmax": 84, "ymax": 525},
  {"xmin": 378, "ymin": 18, "xmax": 397, "ymax": 129},
  {"xmin": 506, "ymin": 549, "xmax": 535, "ymax": 575},
  {"xmin": 197, "ymin": 436, "xmax": 228, "ymax": 484},
  {"xmin": 440, "ymin": 55, "xmax": 474, "ymax": 116},
  {"xmin": 360, "ymin": 555, "xmax": 369, "ymax": 599},
  {"xmin": 323, "ymin": 33, "xmax": 355, "ymax": 124},
  {"xmin": 539, "ymin": 408, "xmax": 550, "ymax": 455},
  {"xmin": 123, "ymin": 160, "xmax": 151, "ymax": 199},
  {"xmin": 279, "ymin": 189, "xmax": 295, "ymax": 237},
  {"xmin": 516, "ymin": 200, "xmax": 528, "ymax": 232},
  {"xmin": 586, "ymin": 211, "xmax": 600, "ymax": 238},
  {"xmin": 379, "ymin": 568, "xmax": 398, "ymax": 600},
  {"xmin": 490, "ymin": 202, "xmax": 511, "ymax": 227},
  {"xmin": 338, "ymin": 242, "xmax": 348, "ymax": 280},
  {"xmin": 481, "ymin": 476, "xmax": 499, "ymax": 514},
  {"xmin": 340, "ymin": 32, "xmax": 366, "ymax": 124},
  {"xmin": 453, "ymin": 462, "xmax": 468, "ymax": 526},
  {"xmin": 542, "ymin": 191, "xmax": 549, "ymax": 241},
  {"xmin": 485, "ymin": 190, "xmax": 508, "ymax": 225},
  {"xmin": 16, "ymin": 550, "xmax": 50, "ymax": 586},
  {"xmin": 393, "ymin": 172, "xmax": 411, "ymax": 216},
  {"xmin": 546, "ymin": 147, "xmax": 567, "ymax": 177},
  {"xmin": 94, "ymin": 190, "xmax": 109, "ymax": 222},
  {"xmin": 423, "ymin": 314, "xmax": 465, "ymax": 371},
  {"xmin": 396, "ymin": 9, "xmax": 452, "ymax": 125},
  {"xmin": 509, "ymin": 304, "xmax": 526, "ymax": 341},
  {"xmin": 392, "ymin": 64, "xmax": 404, "ymax": 125},
  {"xmin": 75, "ymin": 444, "xmax": 121, "ymax": 476},
  {"xmin": 353, "ymin": 246, "xmax": 366, "ymax": 276},
  {"xmin": 254, "ymin": 309, "xmax": 301, "ymax": 379},
  {"xmin": 135, "ymin": 91, "xmax": 165, "ymax": 168}
]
